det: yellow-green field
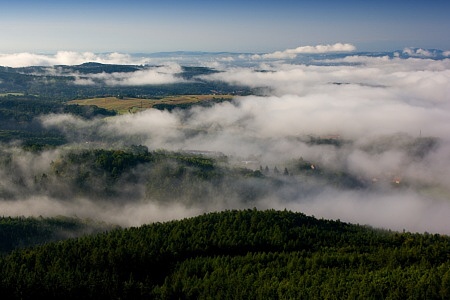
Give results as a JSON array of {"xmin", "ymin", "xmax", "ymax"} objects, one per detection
[{"xmin": 67, "ymin": 95, "xmax": 234, "ymax": 114}]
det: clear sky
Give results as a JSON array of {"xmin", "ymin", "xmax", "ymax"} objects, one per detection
[{"xmin": 1, "ymin": 0, "xmax": 449, "ymax": 53}]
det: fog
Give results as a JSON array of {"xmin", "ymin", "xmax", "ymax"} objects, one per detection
[
  {"xmin": 0, "ymin": 51, "xmax": 151, "ymax": 68},
  {"xmin": 1, "ymin": 47, "xmax": 450, "ymax": 234},
  {"xmin": 73, "ymin": 63, "xmax": 186, "ymax": 86}
]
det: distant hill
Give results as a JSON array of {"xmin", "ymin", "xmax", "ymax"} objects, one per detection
[
  {"xmin": 1, "ymin": 209, "xmax": 449, "ymax": 299},
  {"xmin": 0, "ymin": 62, "xmax": 252, "ymax": 148},
  {"xmin": 0, "ymin": 63, "xmax": 253, "ymax": 101}
]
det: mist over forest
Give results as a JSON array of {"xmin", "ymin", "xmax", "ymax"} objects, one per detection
[{"xmin": 1, "ymin": 47, "xmax": 450, "ymax": 234}]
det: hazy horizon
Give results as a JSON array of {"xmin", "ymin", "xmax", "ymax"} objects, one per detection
[{"xmin": 0, "ymin": 44, "xmax": 449, "ymax": 68}]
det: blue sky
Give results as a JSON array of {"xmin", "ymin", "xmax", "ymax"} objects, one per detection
[{"xmin": 1, "ymin": 0, "xmax": 449, "ymax": 53}]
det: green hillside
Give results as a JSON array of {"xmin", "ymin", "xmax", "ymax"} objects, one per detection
[
  {"xmin": 0, "ymin": 216, "xmax": 115, "ymax": 254},
  {"xmin": 1, "ymin": 209, "xmax": 449, "ymax": 299},
  {"xmin": 0, "ymin": 64, "xmax": 251, "ymax": 100}
]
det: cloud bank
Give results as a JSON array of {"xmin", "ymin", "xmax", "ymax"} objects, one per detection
[
  {"xmin": 252, "ymin": 43, "xmax": 356, "ymax": 60},
  {"xmin": 0, "ymin": 51, "xmax": 151, "ymax": 67},
  {"xmin": 73, "ymin": 63, "xmax": 185, "ymax": 86},
  {"xmin": 2, "ymin": 49, "xmax": 450, "ymax": 234},
  {"xmin": 0, "ymin": 44, "xmax": 355, "ymax": 68}
]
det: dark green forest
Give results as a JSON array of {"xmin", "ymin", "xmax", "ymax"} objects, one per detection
[
  {"xmin": 0, "ymin": 216, "xmax": 115, "ymax": 254},
  {"xmin": 1, "ymin": 209, "xmax": 449, "ymax": 299}
]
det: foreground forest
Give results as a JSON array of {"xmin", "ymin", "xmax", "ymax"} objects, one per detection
[{"xmin": 1, "ymin": 209, "xmax": 449, "ymax": 299}]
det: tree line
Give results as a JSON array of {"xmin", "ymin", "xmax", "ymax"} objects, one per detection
[{"xmin": 0, "ymin": 209, "xmax": 449, "ymax": 299}]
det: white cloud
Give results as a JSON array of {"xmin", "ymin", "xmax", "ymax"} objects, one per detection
[
  {"xmin": 109, "ymin": 108, "xmax": 182, "ymax": 144},
  {"xmin": 203, "ymin": 55, "xmax": 450, "ymax": 104},
  {"xmin": 46, "ymin": 53, "xmax": 450, "ymax": 158},
  {"xmin": 5, "ymin": 51, "xmax": 450, "ymax": 233},
  {"xmin": 72, "ymin": 63, "xmax": 185, "ymax": 86},
  {"xmin": 73, "ymin": 77, "xmax": 96, "ymax": 85},
  {"xmin": 294, "ymin": 189, "xmax": 450, "ymax": 234},
  {"xmin": 403, "ymin": 47, "xmax": 433, "ymax": 57},
  {"xmin": 252, "ymin": 43, "xmax": 356, "ymax": 60},
  {"xmin": 0, "ymin": 196, "xmax": 204, "ymax": 227},
  {"xmin": 0, "ymin": 51, "xmax": 151, "ymax": 67}
]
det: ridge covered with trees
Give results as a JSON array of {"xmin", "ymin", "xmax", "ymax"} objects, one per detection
[
  {"xmin": 0, "ymin": 145, "xmax": 372, "ymax": 206},
  {"xmin": 0, "ymin": 209, "xmax": 449, "ymax": 299},
  {"xmin": 0, "ymin": 216, "xmax": 116, "ymax": 254},
  {"xmin": 0, "ymin": 64, "xmax": 252, "ymax": 100}
]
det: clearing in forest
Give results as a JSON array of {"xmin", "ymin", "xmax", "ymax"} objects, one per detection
[{"xmin": 67, "ymin": 94, "xmax": 234, "ymax": 114}]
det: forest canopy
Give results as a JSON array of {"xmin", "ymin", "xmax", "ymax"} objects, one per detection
[{"xmin": 1, "ymin": 209, "xmax": 449, "ymax": 299}]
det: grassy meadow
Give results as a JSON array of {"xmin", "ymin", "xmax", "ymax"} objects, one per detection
[{"xmin": 68, "ymin": 94, "xmax": 234, "ymax": 114}]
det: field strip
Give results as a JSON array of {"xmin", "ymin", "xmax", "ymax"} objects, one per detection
[{"xmin": 67, "ymin": 95, "xmax": 234, "ymax": 114}]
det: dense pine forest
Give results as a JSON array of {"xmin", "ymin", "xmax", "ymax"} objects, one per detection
[
  {"xmin": 0, "ymin": 216, "xmax": 116, "ymax": 254},
  {"xmin": 1, "ymin": 209, "xmax": 449, "ymax": 299}
]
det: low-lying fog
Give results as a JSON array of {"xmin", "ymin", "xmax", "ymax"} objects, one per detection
[{"xmin": 1, "ymin": 47, "xmax": 450, "ymax": 234}]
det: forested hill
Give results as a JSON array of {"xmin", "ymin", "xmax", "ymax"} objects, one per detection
[
  {"xmin": 0, "ymin": 216, "xmax": 117, "ymax": 254},
  {"xmin": 0, "ymin": 64, "xmax": 252, "ymax": 100},
  {"xmin": 1, "ymin": 209, "xmax": 450, "ymax": 299}
]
